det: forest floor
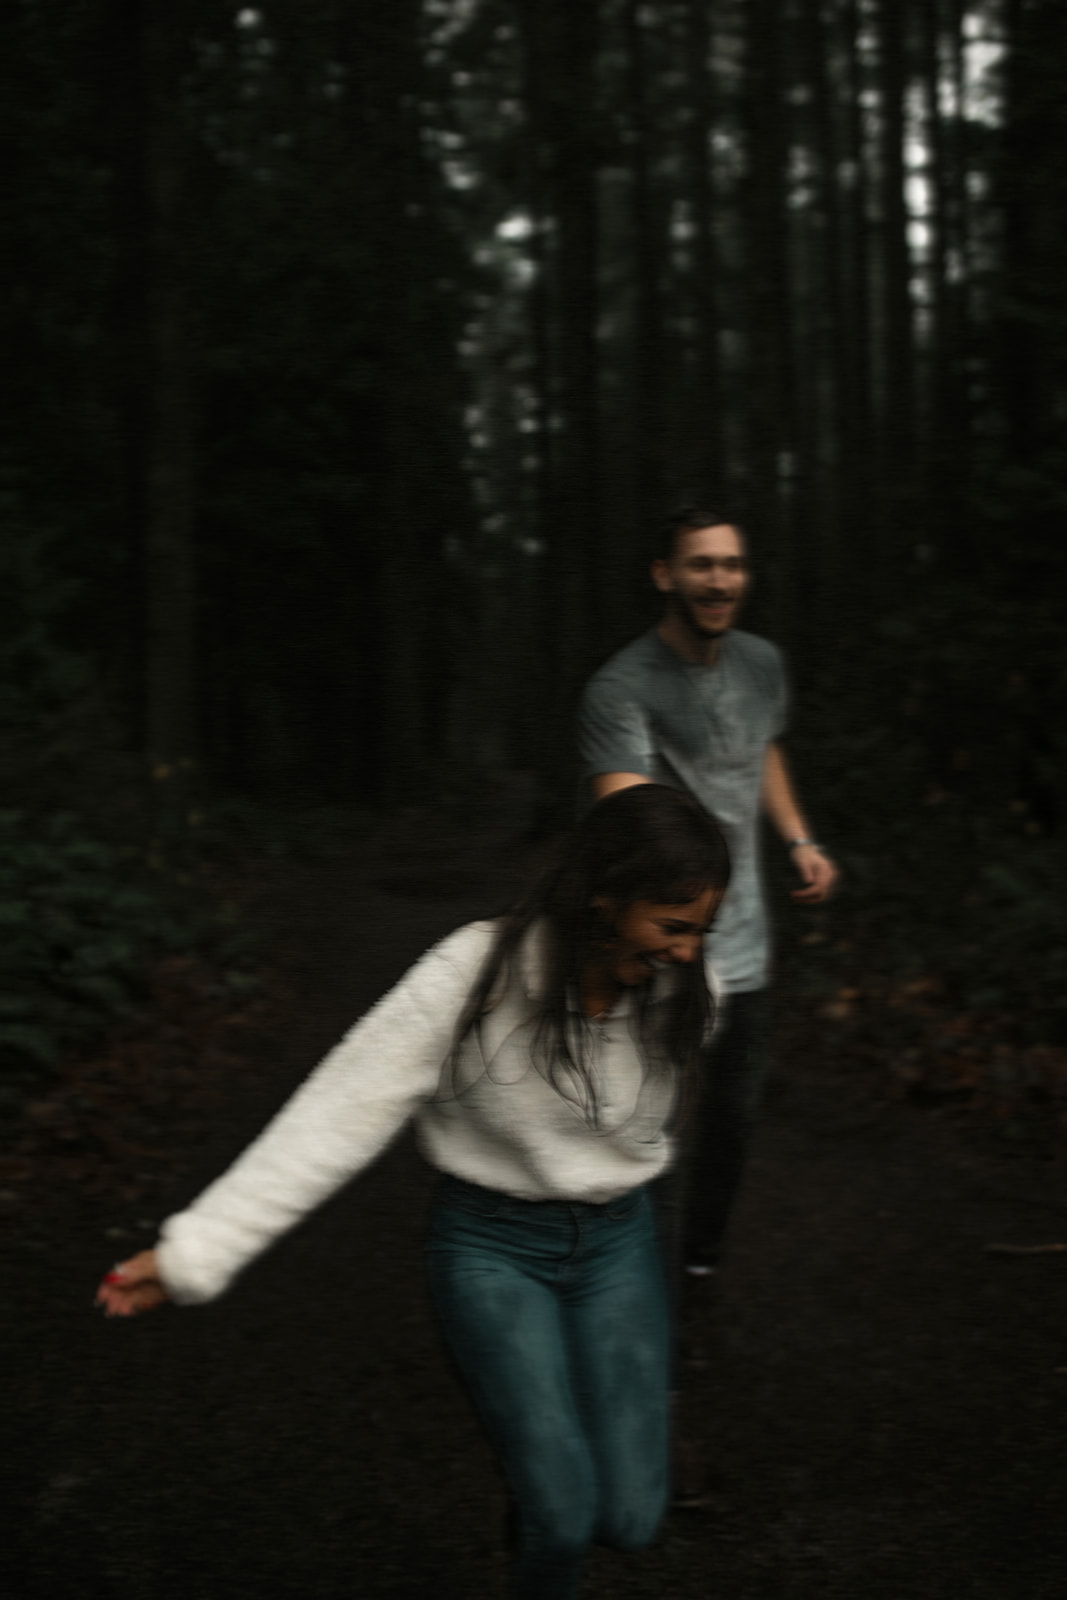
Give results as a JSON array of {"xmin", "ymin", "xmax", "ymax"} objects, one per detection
[{"xmin": 4, "ymin": 787, "xmax": 1066, "ymax": 1600}]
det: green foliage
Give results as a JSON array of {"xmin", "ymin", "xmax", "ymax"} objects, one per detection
[
  {"xmin": 783, "ymin": 579, "xmax": 1067, "ymax": 1064},
  {"xmin": 0, "ymin": 790, "xmax": 382, "ymax": 1077},
  {"xmin": 186, "ymin": 797, "xmax": 379, "ymax": 864},
  {"xmin": 0, "ymin": 811, "xmax": 206, "ymax": 1076},
  {"xmin": 0, "ymin": 472, "xmax": 143, "ymax": 830}
]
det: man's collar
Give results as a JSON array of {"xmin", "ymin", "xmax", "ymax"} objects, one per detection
[{"xmin": 656, "ymin": 616, "xmax": 727, "ymax": 668}]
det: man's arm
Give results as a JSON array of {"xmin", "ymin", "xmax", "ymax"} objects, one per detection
[
  {"xmin": 591, "ymin": 771, "xmax": 653, "ymax": 800},
  {"xmin": 761, "ymin": 742, "xmax": 839, "ymax": 903}
]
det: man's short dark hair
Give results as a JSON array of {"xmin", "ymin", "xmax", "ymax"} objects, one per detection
[{"xmin": 656, "ymin": 504, "xmax": 747, "ymax": 562}]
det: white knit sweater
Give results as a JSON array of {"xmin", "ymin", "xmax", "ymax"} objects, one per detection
[{"xmin": 157, "ymin": 920, "xmax": 692, "ymax": 1305}]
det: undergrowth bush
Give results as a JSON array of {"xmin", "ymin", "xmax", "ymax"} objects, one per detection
[
  {"xmin": 785, "ymin": 582, "xmax": 1066, "ymax": 1021},
  {"xmin": 777, "ymin": 583, "xmax": 1067, "ymax": 1143},
  {"xmin": 0, "ymin": 810, "xmax": 241, "ymax": 1079}
]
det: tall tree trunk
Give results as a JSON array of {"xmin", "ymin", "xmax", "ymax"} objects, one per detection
[
  {"xmin": 798, "ymin": 0, "xmax": 851, "ymax": 625},
  {"xmin": 139, "ymin": 3, "xmax": 197, "ymax": 799},
  {"xmin": 517, "ymin": 0, "xmax": 602, "ymax": 806},
  {"xmin": 874, "ymin": 0, "xmax": 915, "ymax": 575},
  {"xmin": 104, "ymin": 0, "xmax": 151, "ymax": 724},
  {"xmin": 917, "ymin": 0, "xmax": 956, "ymax": 554},
  {"xmin": 342, "ymin": 0, "xmax": 460, "ymax": 801},
  {"xmin": 998, "ymin": 0, "xmax": 1040, "ymax": 468},
  {"xmin": 624, "ymin": 0, "xmax": 667, "ymax": 545},
  {"xmin": 680, "ymin": 0, "xmax": 724, "ymax": 498},
  {"xmin": 550, "ymin": 2, "xmax": 602, "ymax": 668},
  {"xmin": 742, "ymin": 0, "xmax": 795, "ymax": 637},
  {"xmin": 941, "ymin": 0, "xmax": 974, "ymax": 529},
  {"xmin": 839, "ymin": 0, "xmax": 877, "ymax": 578},
  {"xmin": 994, "ymin": 0, "xmax": 1067, "ymax": 562},
  {"xmin": 518, "ymin": 0, "xmax": 560, "ymax": 736}
]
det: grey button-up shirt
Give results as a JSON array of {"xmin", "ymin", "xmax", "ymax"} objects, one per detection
[{"xmin": 579, "ymin": 628, "xmax": 788, "ymax": 992}]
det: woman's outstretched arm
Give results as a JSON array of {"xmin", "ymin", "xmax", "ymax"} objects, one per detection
[{"xmin": 94, "ymin": 925, "xmax": 493, "ymax": 1312}]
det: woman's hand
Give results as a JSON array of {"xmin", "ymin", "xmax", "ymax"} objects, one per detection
[{"xmin": 95, "ymin": 1249, "xmax": 169, "ymax": 1317}]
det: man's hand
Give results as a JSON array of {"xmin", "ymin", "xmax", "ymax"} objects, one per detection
[
  {"xmin": 790, "ymin": 844, "xmax": 839, "ymax": 903},
  {"xmin": 760, "ymin": 746, "xmax": 839, "ymax": 904}
]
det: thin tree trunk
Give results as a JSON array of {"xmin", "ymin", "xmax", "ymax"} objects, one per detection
[
  {"xmin": 942, "ymin": 0, "xmax": 973, "ymax": 514},
  {"xmin": 799, "ymin": 0, "xmax": 851, "ymax": 623},
  {"xmin": 742, "ymin": 0, "xmax": 795, "ymax": 637},
  {"xmin": 839, "ymin": 0, "xmax": 876, "ymax": 567},
  {"xmin": 681, "ymin": 0, "xmax": 723, "ymax": 496},
  {"xmin": 874, "ymin": 0, "xmax": 915, "ymax": 573},
  {"xmin": 918, "ymin": 0, "xmax": 953, "ymax": 549},
  {"xmin": 140, "ymin": 3, "xmax": 197, "ymax": 797},
  {"xmin": 517, "ymin": 0, "xmax": 601, "ymax": 804},
  {"xmin": 551, "ymin": 2, "xmax": 602, "ymax": 668},
  {"xmin": 998, "ymin": 0, "xmax": 1038, "ymax": 467},
  {"xmin": 624, "ymin": 0, "xmax": 667, "ymax": 543},
  {"xmin": 346, "ymin": 0, "xmax": 456, "ymax": 801}
]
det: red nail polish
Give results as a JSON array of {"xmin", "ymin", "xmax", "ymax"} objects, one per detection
[{"xmin": 104, "ymin": 1271, "xmax": 124, "ymax": 1284}]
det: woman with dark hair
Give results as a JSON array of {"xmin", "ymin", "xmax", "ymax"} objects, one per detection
[{"xmin": 97, "ymin": 784, "xmax": 730, "ymax": 1600}]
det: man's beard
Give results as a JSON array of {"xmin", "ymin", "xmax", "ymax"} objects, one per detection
[{"xmin": 678, "ymin": 594, "xmax": 730, "ymax": 640}]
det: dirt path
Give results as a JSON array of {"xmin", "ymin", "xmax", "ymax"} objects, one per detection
[{"xmin": 6, "ymin": 814, "xmax": 1066, "ymax": 1599}]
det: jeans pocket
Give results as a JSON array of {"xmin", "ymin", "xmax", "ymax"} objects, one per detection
[{"xmin": 605, "ymin": 1187, "xmax": 646, "ymax": 1220}]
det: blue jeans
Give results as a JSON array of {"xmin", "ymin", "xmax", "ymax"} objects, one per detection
[{"xmin": 425, "ymin": 1175, "xmax": 671, "ymax": 1600}]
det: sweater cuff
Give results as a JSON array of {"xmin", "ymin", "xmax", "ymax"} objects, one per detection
[{"xmin": 156, "ymin": 1215, "xmax": 244, "ymax": 1306}]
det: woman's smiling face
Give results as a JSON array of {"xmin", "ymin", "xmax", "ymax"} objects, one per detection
[{"xmin": 603, "ymin": 888, "xmax": 721, "ymax": 986}]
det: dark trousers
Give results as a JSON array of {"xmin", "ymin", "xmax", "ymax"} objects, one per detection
[
  {"xmin": 686, "ymin": 988, "xmax": 770, "ymax": 1265},
  {"xmin": 426, "ymin": 1175, "xmax": 671, "ymax": 1600},
  {"xmin": 657, "ymin": 989, "xmax": 770, "ymax": 1277}
]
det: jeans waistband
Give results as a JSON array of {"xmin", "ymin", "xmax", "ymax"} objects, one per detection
[{"xmin": 434, "ymin": 1171, "xmax": 648, "ymax": 1221}]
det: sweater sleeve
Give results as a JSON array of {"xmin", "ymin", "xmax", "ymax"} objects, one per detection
[{"xmin": 156, "ymin": 926, "xmax": 490, "ymax": 1305}]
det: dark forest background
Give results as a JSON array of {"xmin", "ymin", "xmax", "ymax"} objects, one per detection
[{"xmin": 3, "ymin": 0, "xmax": 1066, "ymax": 1133}]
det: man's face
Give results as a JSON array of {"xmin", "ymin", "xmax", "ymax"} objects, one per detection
[{"xmin": 652, "ymin": 523, "xmax": 750, "ymax": 639}]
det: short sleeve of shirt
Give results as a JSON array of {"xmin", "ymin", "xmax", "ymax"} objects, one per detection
[{"xmin": 578, "ymin": 670, "xmax": 657, "ymax": 778}]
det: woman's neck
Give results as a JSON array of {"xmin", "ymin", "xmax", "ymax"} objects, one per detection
[{"xmin": 580, "ymin": 960, "xmax": 623, "ymax": 1019}]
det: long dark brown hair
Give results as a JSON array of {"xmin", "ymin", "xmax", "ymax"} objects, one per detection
[{"xmin": 441, "ymin": 784, "xmax": 731, "ymax": 1127}]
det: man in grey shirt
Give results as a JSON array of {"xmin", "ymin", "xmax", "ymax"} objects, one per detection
[{"xmin": 579, "ymin": 506, "xmax": 838, "ymax": 1280}]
